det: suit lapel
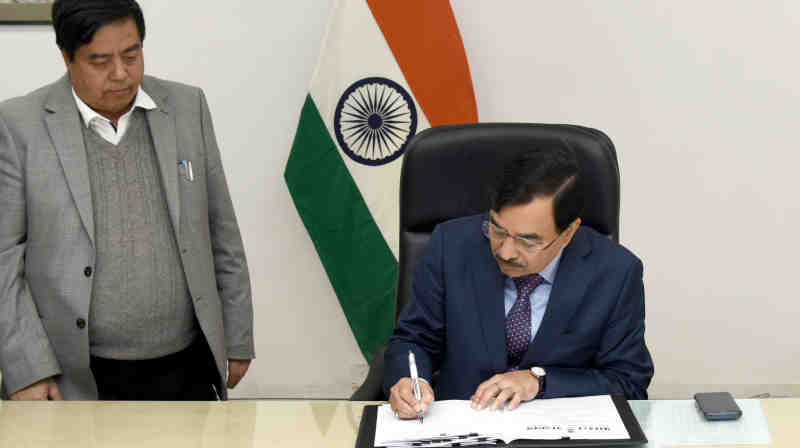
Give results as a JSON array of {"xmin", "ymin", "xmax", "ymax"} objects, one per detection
[
  {"xmin": 471, "ymin": 220, "xmax": 509, "ymax": 374},
  {"xmin": 523, "ymin": 227, "xmax": 594, "ymax": 365},
  {"xmin": 45, "ymin": 76, "xmax": 95, "ymax": 244},
  {"xmin": 142, "ymin": 79, "xmax": 181, "ymax": 241}
]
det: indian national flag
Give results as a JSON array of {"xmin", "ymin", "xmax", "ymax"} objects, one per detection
[{"xmin": 284, "ymin": 0, "xmax": 478, "ymax": 362}]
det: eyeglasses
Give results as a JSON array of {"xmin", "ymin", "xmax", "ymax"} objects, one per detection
[{"xmin": 481, "ymin": 220, "xmax": 562, "ymax": 254}]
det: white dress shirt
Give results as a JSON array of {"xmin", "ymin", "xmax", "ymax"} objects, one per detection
[{"xmin": 72, "ymin": 86, "xmax": 157, "ymax": 146}]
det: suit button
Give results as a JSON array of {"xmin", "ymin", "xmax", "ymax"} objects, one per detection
[
  {"xmin": 76, "ymin": 318, "xmax": 86, "ymax": 329},
  {"xmin": 84, "ymin": 266, "xmax": 93, "ymax": 277}
]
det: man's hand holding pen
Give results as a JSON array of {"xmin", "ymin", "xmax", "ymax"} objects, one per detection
[{"xmin": 389, "ymin": 377, "xmax": 434, "ymax": 420}]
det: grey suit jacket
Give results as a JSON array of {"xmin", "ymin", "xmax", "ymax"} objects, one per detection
[{"xmin": 0, "ymin": 75, "xmax": 254, "ymax": 400}]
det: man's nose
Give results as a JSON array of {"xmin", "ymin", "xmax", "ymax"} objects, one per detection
[
  {"xmin": 109, "ymin": 58, "xmax": 127, "ymax": 81},
  {"xmin": 496, "ymin": 236, "xmax": 519, "ymax": 261}
]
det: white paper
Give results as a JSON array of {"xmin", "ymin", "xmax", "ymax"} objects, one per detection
[{"xmin": 374, "ymin": 395, "xmax": 630, "ymax": 447}]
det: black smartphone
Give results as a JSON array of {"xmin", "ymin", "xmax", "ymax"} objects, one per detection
[{"xmin": 694, "ymin": 392, "xmax": 742, "ymax": 421}]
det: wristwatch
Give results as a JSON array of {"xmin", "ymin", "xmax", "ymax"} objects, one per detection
[{"xmin": 530, "ymin": 366, "xmax": 546, "ymax": 398}]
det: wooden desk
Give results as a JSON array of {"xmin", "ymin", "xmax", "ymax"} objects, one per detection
[{"xmin": 0, "ymin": 399, "xmax": 795, "ymax": 447}]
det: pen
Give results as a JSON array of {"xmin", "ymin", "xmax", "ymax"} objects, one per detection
[
  {"xmin": 408, "ymin": 350, "xmax": 424, "ymax": 424},
  {"xmin": 179, "ymin": 160, "xmax": 195, "ymax": 182}
]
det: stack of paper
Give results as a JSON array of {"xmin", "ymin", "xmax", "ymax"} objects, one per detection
[{"xmin": 374, "ymin": 395, "xmax": 629, "ymax": 447}]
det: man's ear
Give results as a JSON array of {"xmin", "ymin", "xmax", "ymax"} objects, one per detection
[{"xmin": 562, "ymin": 217, "xmax": 582, "ymax": 246}]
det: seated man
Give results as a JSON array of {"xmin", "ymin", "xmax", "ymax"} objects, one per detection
[{"xmin": 384, "ymin": 145, "xmax": 653, "ymax": 419}]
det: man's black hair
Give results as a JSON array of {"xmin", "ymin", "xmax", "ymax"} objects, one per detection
[
  {"xmin": 490, "ymin": 145, "xmax": 584, "ymax": 232},
  {"xmin": 52, "ymin": 0, "xmax": 146, "ymax": 61}
]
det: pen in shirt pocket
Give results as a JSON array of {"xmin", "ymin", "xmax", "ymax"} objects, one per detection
[{"xmin": 178, "ymin": 160, "xmax": 194, "ymax": 182}]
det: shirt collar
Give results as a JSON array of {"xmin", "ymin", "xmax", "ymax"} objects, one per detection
[
  {"xmin": 71, "ymin": 85, "xmax": 157, "ymax": 128},
  {"xmin": 538, "ymin": 247, "xmax": 563, "ymax": 284}
]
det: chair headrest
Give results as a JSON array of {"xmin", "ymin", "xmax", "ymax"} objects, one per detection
[{"xmin": 400, "ymin": 123, "xmax": 620, "ymax": 241}]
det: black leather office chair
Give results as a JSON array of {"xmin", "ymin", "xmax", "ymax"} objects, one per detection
[{"xmin": 350, "ymin": 123, "xmax": 620, "ymax": 401}]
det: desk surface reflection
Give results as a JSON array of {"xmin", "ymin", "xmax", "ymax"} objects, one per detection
[{"xmin": 0, "ymin": 399, "xmax": 796, "ymax": 447}]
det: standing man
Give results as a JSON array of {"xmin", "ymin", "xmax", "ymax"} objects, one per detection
[
  {"xmin": 385, "ymin": 146, "xmax": 653, "ymax": 418},
  {"xmin": 0, "ymin": 0, "xmax": 254, "ymax": 400}
]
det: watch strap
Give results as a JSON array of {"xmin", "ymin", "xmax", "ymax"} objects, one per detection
[{"xmin": 535, "ymin": 373, "xmax": 546, "ymax": 398}]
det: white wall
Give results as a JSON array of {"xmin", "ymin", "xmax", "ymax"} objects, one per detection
[
  {"xmin": 1, "ymin": 0, "xmax": 798, "ymax": 399},
  {"xmin": 451, "ymin": 1, "xmax": 800, "ymax": 398}
]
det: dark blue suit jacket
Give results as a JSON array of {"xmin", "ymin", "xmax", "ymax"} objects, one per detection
[{"xmin": 384, "ymin": 213, "xmax": 654, "ymax": 400}]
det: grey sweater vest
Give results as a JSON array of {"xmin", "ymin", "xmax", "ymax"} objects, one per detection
[{"xmin": 82, "ymin": 110, "xmax": 197, "ymax": 359}]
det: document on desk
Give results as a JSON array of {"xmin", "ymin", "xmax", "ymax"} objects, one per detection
[{"xmin": 374, "ymin": 395, "xmax": 630, "ymax": 447}]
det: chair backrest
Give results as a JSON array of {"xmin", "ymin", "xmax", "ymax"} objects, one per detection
[{"xmin": 396, "ymin": 123, "xmax": 620, "ymax": 319}]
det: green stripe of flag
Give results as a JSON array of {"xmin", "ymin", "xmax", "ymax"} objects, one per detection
[{"xmin": 284, "ymin": 95, "xmax": 397, "ymax": 363}]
